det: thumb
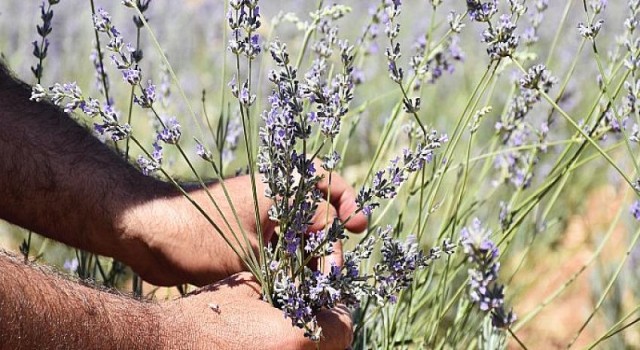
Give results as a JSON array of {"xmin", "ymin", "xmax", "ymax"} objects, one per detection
[
  {"xmin": 321, "ymin": 239, "xmax": 343, "ymax": 275},
  {"xmin": 309, "ymin": 199, "xmax": 338, "ymax": 233}
]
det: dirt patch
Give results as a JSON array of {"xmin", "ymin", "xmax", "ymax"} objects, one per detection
[{"xmin": 510, "ymin": 185, "xmax": 637, "ymax": 349}]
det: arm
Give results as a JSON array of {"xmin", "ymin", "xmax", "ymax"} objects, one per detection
[
  {"xmin": 0, "ymin": 62, "xmax": 174, "ymax": 280},
  {"xmin": 0, "ymin": 62, "xmax": 270, "ymax": 285},
  {"xmin": 0, "ymin": 61, "xmax": 367, "ymax": 286},
  {"xmin": 0, "ymin": 250, "xmax": 163, "ymax": 349},
  {"xmin": 0, "ymin": 250, "xmax": 353, "ymax": 350},
  {"xmin": 0, "ymin": 62, "xmax": 274, "ymax": 285}
]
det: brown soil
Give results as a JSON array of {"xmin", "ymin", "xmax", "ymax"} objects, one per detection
[{"xmin": 510, "ymin": 185, "xmax": 638, "ymax": 349}]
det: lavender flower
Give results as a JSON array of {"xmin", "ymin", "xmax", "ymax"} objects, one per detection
[
  {"xmin": 227, "ymin": 0, "xmax": 262, "ymax": 60},
  {"xmin": 373, "ymin": 227, "xmax": 429, "ymax": 304},
  {"xmin": 256, "ymin": 36, "xmax": 355, "ymax": 269},
  {"xmin": 494, "ymin": 64, "xmax": 557, "ymax": 188},
  {"xmin": 307, "ymin": 268, "xmax": 341, "ymax": 308},
  {"xmin": 448, "ymin": 11, "xmax": 466, "ymax": 33},
  {"xmin": 30, "ymin": 83, "xmax": 132, "ymax": 141},
  {"xmin": 578, "ymin": 20, "xmax": 604, "ymax": 39},
  {"xmin": 93, "ymin": 8, "xmax": 142, "ymax": 82},
  {"xmin": 31, "ymin": 0, "xmax": 61, "ymax": 83},
  {"xmin": 157, "ymin": 117, "xmax": 181, "ymax": 144},
  {"xmin": 631, "ymin": 200, "xmax": 640, "ymax": 221},
  {"xmin": 41, "ymin": 82, "xmax": 83, "ymax": 112},
  {"xmin": 222, "ymin": 116, "xmax": 243, "ymax": 164},
  {"xmin": 195, "ymin": 140, "xmax": 213, "ymax": 162},
  {"xmin": 271, "ymin": 225, "xmax": 443, "ymax": 339},
  {"xmin": 63, "ymin": 257, "xmax": 79, "ymax": 273},
  {"xmin": 134, "ymin": 81, "xmax": 156, "ymax": 108},
  {"xmin": 300, "ymin": 39, "xmax": 356, "ymax": 140},
  {"xmin": 443, "ymin": 238, "xmax": 457, "ymax": 255},
  {"xmin": 304, "ymin": 230, "xmax": 327, "ymax": 255},
  {"xmin": 466, "ymin": 0, "xmax": 498, "ymax": 23},
  {"xmin": 410, "ymin": 34, "xmax": 464, "ymax": 88},
  {"xmin": 482, "ymin": 15, "xmax": 519, "ymax": 60},
  {"xmin": 305, "ymin": 218, "xmax": 345, "ymax": 258},
  {"xmin": 357, "ymin": 131, "xmax": 447, "ymax": 215},
  {"xmin": 131, "ymin": 0, "xmax": 152, "ymax": 29},
  {"xmin": 382, "ymin": 2, "xmax": 404, "ymax": 85},
  {"xmin": 520, "ymin": 64, "xmax": 557, "ymax": 93},
  {"xmin": 137, "ymin": 141, "xmax": 163, "ymax": 176},
  {"xmin": 491, "ymin": 306, "xmax": 517, "ymax": 330},
  {"xmin": 272, "ymin": 270, "xmax": 319, "ymax": 340},
  {"xmin": 238, "ymin": 81, "xmax": 256, "ymax": 106},
  {"xmin": 122, "ymin": 68, "xmax": 141, "ymax": 85},
  {"xmin": 30, "ymin": 84, "xmax": 47, "ymax": 102},
  {"xmin": 92, "ymin": 8, "xmax": 112, "ymax": 32},
  {"xmin": 311, "ymin": 18, "xmax": 338, "ymax": 59},
  {"xmin": 461, "ymin": 218, "xmax": 516, "ymax": 329},
  {"xmin": 258, "ymin": 41, "xmax": 312, "ymax": 211},
  {"xmin": 321, "ymin": 151, "xmax": 341, "ymax": 171},
  {"xmin": 94, "ymin": 104, "xmax": 132, "ymax": 141}
]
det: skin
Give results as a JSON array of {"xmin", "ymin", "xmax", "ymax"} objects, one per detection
[
  {"xmin": 0, "ymin": 251, "xmax": 352, "ymax": 349},
  {"xmin": 0, "ymin": 61, "xmax": 367, "ymax": 349}
]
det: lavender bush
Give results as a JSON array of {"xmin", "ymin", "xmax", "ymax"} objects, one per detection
[{"xmin": 2, "ymin": 0, "xmax": 640, "ymax": 347}]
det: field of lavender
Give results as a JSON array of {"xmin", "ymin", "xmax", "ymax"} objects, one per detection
[{"xmin": 1, "ymin": 0, "xmax": 640, "ymax": 348}]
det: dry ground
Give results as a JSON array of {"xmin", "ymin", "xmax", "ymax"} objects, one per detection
[{"xmin": 512, "ymin": 185, "xmax": 639, "ymax": 349}]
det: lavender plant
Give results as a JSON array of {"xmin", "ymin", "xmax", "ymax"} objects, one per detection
[
  {"xmin": 31, "ymin": 0, "xmax": 60, "ymax": 84},
  {"xmin": 461, "ymin": 218, "xmax": 516, "ymax": 329},
  {"xmin": 6, "ymin": 0, "xmax": 640, "ymax": 348},
  {"xmin": 19, "ymin": 0, "xmax": 61, "ymax": 264},
  {"xmin": 231, "ymin": 1, "xmax": 450, "ymax": 338}
]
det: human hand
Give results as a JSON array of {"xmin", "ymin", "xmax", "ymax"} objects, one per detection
[
  {"xmin": 122, "ymin": 168, "xmax": 368, "ymax": 286},
  {"xmin": 161, "ymin": 272, "xmax": 353, "ymax": 350}
]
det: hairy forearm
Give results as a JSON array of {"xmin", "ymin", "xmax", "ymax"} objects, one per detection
[
  {"xmin": 0, "ymin": 62, "xmax": 265, "ymax": 285},
  {"xmin": 0, "ymin": 63, "xmax": 172, "ymax": 266},
  {"xmin": 0, "ymin": 250, "xmax": 165, "ymax": 349}
]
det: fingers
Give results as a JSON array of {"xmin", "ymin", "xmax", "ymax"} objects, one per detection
[
  {"xmin": 309, "ymin": 199, "xmax": 338, "ymax": 233},
  {"xmin": 172, "ymin": 271, "xmax": 353, "ymax": 350},
  {"xmin": 316, "ymin": 304, "xmax": 354, "ymax": 350},
  {"xmin": 310, "ymin": 199, "xmax": 345, "ymax": 273},
  {"xmin": 321, "ymin": 239, "xmax": 343, "ymax": 274},
  {"xmin": 309, "ymin": 200, "xmax": 340, "ymax": 274},
  {"xmin": 315, "ymin": 169, "xmax": 368, "ymax": 234}
]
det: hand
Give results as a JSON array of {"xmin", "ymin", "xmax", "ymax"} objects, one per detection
[
  {"xmin": 0, "ymin": 62, "xmax": 363, "ymax": 287},
  {"xmin": 122, "ymin": 168, "xmax": 368, "ymax": 286},
  {"xmin": 161, "ymin": 272, "xmax": 353, "ymax": 350}
]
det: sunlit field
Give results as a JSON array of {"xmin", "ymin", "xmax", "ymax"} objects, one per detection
[{"xmin": 1, "ymin": 0, "xmax": 640, "ymax": 348}]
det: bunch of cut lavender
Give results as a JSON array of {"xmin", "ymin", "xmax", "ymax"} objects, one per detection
[{"xmin": 231, "ymin": 1, "xmax": 452, "ymax": 340}]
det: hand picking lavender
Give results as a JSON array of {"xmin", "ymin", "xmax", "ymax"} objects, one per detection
[{"xmin": 2, "ymin": 0, "xmax": 640, "ymax": 348}]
